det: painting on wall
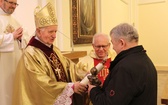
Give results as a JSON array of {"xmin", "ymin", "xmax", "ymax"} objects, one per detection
[{"xmin": 70, "ymin": 0, "xmax": 97, "ymax": 45}]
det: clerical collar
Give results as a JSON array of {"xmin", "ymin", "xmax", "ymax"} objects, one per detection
[{"xmin": 35, "ymin": 36, "xmax": 52, "ymax": 48}]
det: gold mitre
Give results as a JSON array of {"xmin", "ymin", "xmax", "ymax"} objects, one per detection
[{"xmin": 34, "ymin": 2, "xmax": 57, "ymax": 28}]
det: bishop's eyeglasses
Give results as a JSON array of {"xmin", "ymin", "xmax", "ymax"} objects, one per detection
[{"xmin": 4, "ymin": 0, "xmax": 19, "ymax": 6}]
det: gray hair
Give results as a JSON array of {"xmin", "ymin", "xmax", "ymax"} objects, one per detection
[
  {"xmin": 110, "ymin": 23, "xmax": 139, "ymax": 42},
  {"xmin": 92, "ymin": 33, "xmax": 110, "ymax": 44}
]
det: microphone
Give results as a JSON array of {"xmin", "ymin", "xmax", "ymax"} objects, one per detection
[{"xmin": 57, "ymin": 30, "xmax": 74, "ymax": 52}]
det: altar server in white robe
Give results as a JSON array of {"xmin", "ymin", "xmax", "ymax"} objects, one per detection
[{"xmin": 0, "ymin": 0, "xmax": 29, "ymax": 104}]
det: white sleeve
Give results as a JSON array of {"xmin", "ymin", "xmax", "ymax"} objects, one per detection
[
  {"xmin": 0, "ymin": 33, "xmax": 14, "ymax": 52},
  {"xmin": 54, "ymin": 83, "xmax": 74, "ymax": 105}
]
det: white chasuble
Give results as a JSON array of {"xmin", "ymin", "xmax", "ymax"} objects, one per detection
[{"xmin": 0, "ymin": 8, "xmax": 28, "ymax": 105}]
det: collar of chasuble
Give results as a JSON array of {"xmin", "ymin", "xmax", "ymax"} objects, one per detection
[{"xmin": 28, "ymin": 36, "xmax": 68, "ymax": 82}]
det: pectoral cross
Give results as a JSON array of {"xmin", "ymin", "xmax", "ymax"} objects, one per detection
[{"xmin": 55, "ymin": 68, "xmax": 61, "ymax": 79}]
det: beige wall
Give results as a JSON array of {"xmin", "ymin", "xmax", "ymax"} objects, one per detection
[
  {"xmin": 138, "ymin": 1, "xmax": 168, "ymax": 68},
  {"xmin": 101, "ymin": 0, "xmax": 130, "ymax": 34},
  {"xmin": 14, "ymin": 0, "xmax": 37, "ymax": 36}
]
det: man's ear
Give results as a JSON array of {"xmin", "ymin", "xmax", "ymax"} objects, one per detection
[
  {"xmin": 119, "ymin": 38, "xmax": 126, "ymax": 47},
  {"xmin": 36, "ymin": 28, "xmax": 41, "ymax": 34}
]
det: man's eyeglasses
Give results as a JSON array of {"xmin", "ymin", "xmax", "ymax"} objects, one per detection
[
  {"xmin": 4, "ymin": 0, "xmax": 19, "ymax": 6},
  {"xmin": 94, "ymin": 44, "xmax": 110, "ymax": 49}
]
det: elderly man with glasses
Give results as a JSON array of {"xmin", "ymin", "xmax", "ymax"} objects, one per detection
[
  {"xmin": 0, "ymin": 0, "xmax": 29, "ymax": 105},
  {"xmin": 77, "ymin": 33, "xmax": 116, "ymax": 104},
  {"xmin": 78, "ymin": 33, "xmax": 116, "ymax": 85}
]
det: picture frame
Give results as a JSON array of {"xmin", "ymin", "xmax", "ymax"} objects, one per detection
[{"xmin": 70, "ymin": 0, "xmax": 97, "ymax": 45}]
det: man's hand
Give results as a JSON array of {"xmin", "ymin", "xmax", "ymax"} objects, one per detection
[
  {"xmin": 88, "ymin": 83, "xmax": 96, "ymax": 96},
  {"xmin": 74, "ymin": 81, "xmax": 88, "ymax": 95},
  {"xmin": 13, "ymin": 27, "xmax": 23, "ymax": 40}
]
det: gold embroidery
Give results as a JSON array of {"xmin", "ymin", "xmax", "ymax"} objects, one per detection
[
  {"xmin": 4, "ymin": 24, "xmax": 15, "ymax": 34},
  {"xmin": 42, "ymin": 52, "xmax": 67, "ymax": 82},
  {"xmin": 99, "ymin": 65, "xmax": 109, "ymax": 80},
  {"xmin": 34, "ymin": 2, "xmax": 57, "ymax": 28}
]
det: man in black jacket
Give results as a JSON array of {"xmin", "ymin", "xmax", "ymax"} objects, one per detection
[{"xmin": 88, "ymin": 23, "xmax": 157, "ymax": 105}]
